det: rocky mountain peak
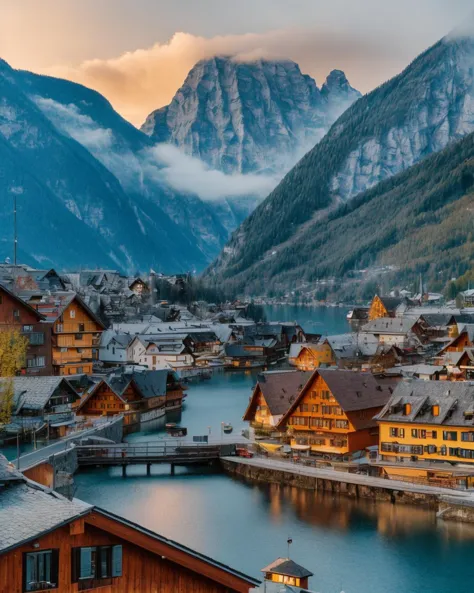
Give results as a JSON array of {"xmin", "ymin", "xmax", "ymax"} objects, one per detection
[{"xmin": 141, "ymin": 56, "xmax": 360, "ymax": 175}]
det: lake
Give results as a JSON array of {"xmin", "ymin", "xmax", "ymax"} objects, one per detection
[
  {"xmin": 73, "ymin": 305, "xmax": 474, "ymax": 593},
  {"xmin": 264, "ymin": 304, "xmax": 352, "ymax": 336}
]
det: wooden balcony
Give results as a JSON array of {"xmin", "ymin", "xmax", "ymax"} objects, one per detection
[{"xmin": 54, "ymin": 321, "xmax": 100, "ymax": 334}]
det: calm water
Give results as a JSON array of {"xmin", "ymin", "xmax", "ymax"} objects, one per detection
[
  {"xmin": 74, "ymin": 332, "xmax": 474, "ymax": 593},
  {"xmin": 12, "ymin": 305, "xmax": 474, "ymax": 592},
  {"xmin": 264, "ymin": 304, "xmax": 352, "ymax": 336}
]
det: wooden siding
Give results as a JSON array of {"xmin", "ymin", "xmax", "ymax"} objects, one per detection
[
  {"xmin": 368, "ymin": 296, "xmax": 389, "ymax": 321},
  {"xmin": 0, "ymin": 513, "xmax": 253, "ymax": 593}
]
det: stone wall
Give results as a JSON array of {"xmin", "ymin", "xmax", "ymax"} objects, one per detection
[{"xmin": 221, "ymin": 460, "xmax": 439, "ymax": 508}]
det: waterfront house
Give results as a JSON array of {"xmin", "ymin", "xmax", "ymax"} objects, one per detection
[
  {"xmin": 294, "ymin": 342, "xmax": 336, "ymax": 371},
  {"xmin": 0, "ymin": 284, "xmax": 52, "ymax": 375},
  {"xmin": 0, "ymin": 454, "xmax": 258, "ymax": 593},
  {"xmin": 243, "ymin": 371, "xmax": 312, "ymax": 432},
  {"xmin": 277, "ymin": 369, "xmax": 398, "ymax": 459},
  {"xmin": 0, "ymin": 376, "xmax": 79, "ymax": 436},
  {"xmin": 368, "ymin": 295, "xmax": 406, "ymax": 320},
  {"xmin": 127, "ymin": 336, "xmax": 194, "ymax": 371},
  {"xmin": 75, "ymin": 369, "xmax": 184, "ymax": 430},
  {"xmin": 223, "ymin": 343, "xmax": 269, "ymax": 369},
  {"xmin": 375, "ymin": 380, "xmax": 474, "ymax": 465}
]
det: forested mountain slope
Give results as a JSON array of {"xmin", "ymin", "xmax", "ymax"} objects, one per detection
[
  {"xmin": 206, "ymin": 33, "xmax": 474, "ymax": 291},
  {"xmin": 205, "ymin": 127, "xmax": 474, "ymax": 295}
]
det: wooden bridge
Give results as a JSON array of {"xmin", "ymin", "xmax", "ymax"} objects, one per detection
[{"xmin": 75, "ymin": 441, "xmax": 238, "ymax": 476}]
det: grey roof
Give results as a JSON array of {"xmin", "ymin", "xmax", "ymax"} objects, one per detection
[
  {"xmin": 224, "ymin": 344, "xmax": 265, "ymax": 358},
  {"xmin": 0, "ymin": 479, "xmax": 91, "ymax": 553},
  {"xmin": 0, "ymin": 454, "xmax": 23, "ymax": 482},
  {"xmin": 375, "ymin": 380, "xmax": 474, "ymax": 426},
  {"xmin": 378, "ymin": 296, "xmax": 406, "ymax": 312},
  {"xmin": 262, "ymin": 558, "xmax": 313, "ymax": 579},
  {"xmin": 130, "ymin": 370, "xmax": 177, "ymax": 398},
  {"xmin": 361, "ymin": 317, "xmax": 418, "ymax": 335},
  {"xmin": 0, "ymin": 377, "xmax": 77, "ymax": 412},
  {"xmin": 398, "ymin": 365, "xmax": 444, "ymax": 376}
]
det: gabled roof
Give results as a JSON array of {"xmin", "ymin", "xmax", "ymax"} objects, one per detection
[
  {"xmin": 377, "ymin": 296, "xmax": 406, "ymax": 312},
  {"xmin": 0, "ymin": 453, "xmax": 92, "ymax": 554},
  {"xmin": 0, "ymin": 376, "xmax": 78, "ymax": 412},
  {"xmin": 0, "ymin": 284, "xmax": 45, "ymax": 321},
  {"xmin": 278, "ymin": 370, "xmax": 397, "ymax": 430},
  {"xmin": 243, "ymin": 371, "xmax": 312, "ymax": 420},
  {"xmin": 361, "ymin": 317, "xmax": 418, "ymax": 335},
  {"xmin": 262, "ymin": 558, "xmax": 313, "ymax": 579}
]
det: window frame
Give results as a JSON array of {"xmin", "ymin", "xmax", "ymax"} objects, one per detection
[{"xmin": 23, "ymin": 549, "xmax": 59, "ymax": 592}]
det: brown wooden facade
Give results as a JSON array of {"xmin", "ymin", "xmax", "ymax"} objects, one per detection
[
  {"xmin": 277, "ymin": 371, "xmax": 394, "ymax": 458},
  {"xmin": 0, "ymin": 285, "xmax": 53, "ymax": 375},
  {"xmin": 49, "ymin": 298, "xmax": 105, "ymax": 376},
  {"xmin": 0, "ymin": 509, "xmax": 257, "ymax": 593}
]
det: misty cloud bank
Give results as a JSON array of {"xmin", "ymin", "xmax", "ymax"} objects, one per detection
[
  {"xmin": 33, "ymin": 96, "xmax": 279, "ymax": 203},
  {"xmin": 44, "ymin": 28, "xmax": 399, "ymax": 126}
]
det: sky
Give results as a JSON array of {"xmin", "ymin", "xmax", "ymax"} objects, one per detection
[{"xmin": 1, "ymin": 0, "xmax": 473, "ymax": 126}]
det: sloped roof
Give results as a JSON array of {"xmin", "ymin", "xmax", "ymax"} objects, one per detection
[
  {"xmin": 0, "ymin": 284, "xmax": 45, "ymax": 321},
  {"xmin": 244, "ymin": 371, "xmax": 312, "ymax": 420},
  {"xmin": 317, "ymin": 370, "xmax": 396, "ymax": 412},
  {"xmin": 0, "ymin": 376, "xmax": 77, "ymax": 412},
  {"xmin": 375, "ymin": 380, "xmax": 474, "ymax": 426},
  {"xmin": 378, "ymin": 296, "xmax": 406, "ymax": 312},
  {"xmin": 361, "ymin": 317, "xmax": 418, "ymax": 335},
  {"xmin": 262, "ymin": 558, "xmax": 313, "ymax": 579},
  {"xmin": 0, "ymin": 477, "xmax": 91, "ymax": 553},
  {"xmin": 0, "ymin": 454, "xmax": 23, "ymax": 483},
  {"xmin": 278, "ymin": 370, "xmax": 397, "ymax": 431}
]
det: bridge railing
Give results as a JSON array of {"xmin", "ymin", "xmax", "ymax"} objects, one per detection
[{"xmin": 75, "ymin": 441, "xmax": 223, "ymax": 463}]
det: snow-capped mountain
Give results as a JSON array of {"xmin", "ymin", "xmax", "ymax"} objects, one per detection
[{"xmin": 141, "ymin": 57, "xmax": 361, "ymax": 174}]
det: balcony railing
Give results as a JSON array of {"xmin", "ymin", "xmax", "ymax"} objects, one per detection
[{"xmin": 55, "ymin": 322, "xmax": 100, "ymax": 333}]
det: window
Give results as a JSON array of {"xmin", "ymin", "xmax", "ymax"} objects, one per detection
[
  {"xmin": 443, "ymin": 431, "xmax": 458, "ymax": 441},
  {"xmin": 79, "ymin": 323, "xmax": 85, "ymax": 332},
  {"xmin": 72, "ymin": 546, "xmax": 122, "ymax": 588},
  {"xmin": 311, "ymin": 404, "xmax": 319, "ymax": 413},
  {"xmin": 23, "ymin": 325, "xmax": 33, "ymax": 332},
  {"xmin": 29, "ymin": 332, "xmax": 45, "ymax": 345},
  {"xmin": 335, "ymin": 420, "xmax": 349, "ymax": 429},
  {"xmin": 60, "ymin": 348, "xmax": 68, "ymax": 353},
  {"xmin": 70, "ymin": 309, "xmax": 76, "ymax": 319},
  {"xmin": 75, "ymin": 334, "xmax": 83, "ymax": 340},
  {"xmin": 13, "ymin": 309, "xmax": 20, "ymax": 319},
  {"xmin": 390, "ymin": 427, "xmax": 404, "ymax": 438},
  {"xmin": 27, "ymin": 356, "xmax": 45, "ymax": 368},
  {"xmin": 77, "ymin": 367, "xmax": 83, "ymax": 374},
  {"xmin": 24, "ymin": 549, "xmax": 59, "ymax": 591},
  {"xmin": 462, "ymin": 432, "xmax": 474, "ymax": 442}
]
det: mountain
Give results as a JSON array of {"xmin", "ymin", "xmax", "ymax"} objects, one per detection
[
  {"xmin": 0, "ymin": 58, "xmax": 256, "ymax": 272},
  {"xmin": 206, "ymin": 33, "xmax": 474, "ymax": 293},
  {"xmin": 141, "ymin": 57, "xmax": 360, "ymax": 174}
]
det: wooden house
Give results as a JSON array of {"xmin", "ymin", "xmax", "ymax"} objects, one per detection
[
  {"xmin": 437, "ymin": 324, "xmax": 474, "ymax": 356},
  {"xmin": 0, "ymin": 285, "xmax": 52, "ymax": 375},
  {"xmin": 0, "ymin": 376, "xmax": 79, "ymax": 437},
  {"xmin": 0, "ymin": 454, "xmax": 258, "ymax": 593},
  {"xmin": 368, "ymin": 295, "xmax": 406, "ymax": 321},
  {"xmin": 27, "ymin": 292, "xmax": 106, "ymax": 376},
  {"xmin": 243, "ymin": 371, "xmax": 312, "ymax": 431},
  {"xmin": 294, "ymin": 342, "xmax": 336, "ymax": 371},
  {"xmin": 277, "ymin": 369, "xmax": 398, "ymax": 459},
  {"xmin": 261, "ymin": 558, "xmax": 313, "ymax": 589}
]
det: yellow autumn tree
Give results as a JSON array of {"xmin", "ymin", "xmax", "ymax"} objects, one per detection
[{"xmin": 0, "ymin": 330, "xmax": 29, "ymax": 426}]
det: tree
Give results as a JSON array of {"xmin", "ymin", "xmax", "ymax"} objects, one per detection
[{"xmin": 0, "ymin": 330, "xmax": 28, "ymax": 426}]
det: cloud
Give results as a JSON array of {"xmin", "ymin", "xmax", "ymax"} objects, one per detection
[
  {"xmin": 32, "ymin": 96, "xmax": 278, "ymax": 202},
  {"xmin": 42, "ymin": 28, "xmax": 403, "ymax": 126},
  {"xmin": 144, "ymin": 144, "xmax": 278, "ymax": 201}
]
